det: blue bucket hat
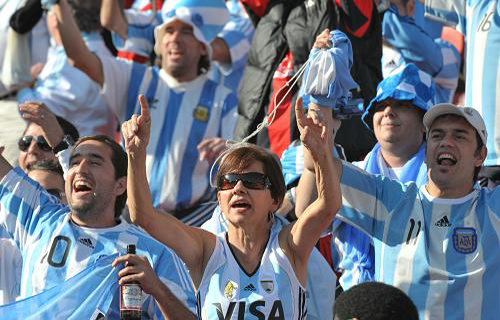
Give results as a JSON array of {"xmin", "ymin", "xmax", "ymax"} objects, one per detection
[{"xmin": 361, "ymin": 63, "xmax": 436, "ymax": 130}]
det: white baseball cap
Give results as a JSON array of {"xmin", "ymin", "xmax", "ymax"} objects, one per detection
[{"xmin": 423, "ymin": 103, "xmax": 488, "ymax": 146}]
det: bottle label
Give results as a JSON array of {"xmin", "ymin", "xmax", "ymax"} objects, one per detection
[{"xmin": 121, "ymin": 284, "xmax": 142, "ymax": 310}]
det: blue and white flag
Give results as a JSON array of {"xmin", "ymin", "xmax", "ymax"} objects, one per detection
[
  {"xmin": 0, "ymin": 254, "xmax": 119, "ymax": 320},
  {"xmin": 300, "ymin": 30, "xmax": 358, "ymax": 109}
]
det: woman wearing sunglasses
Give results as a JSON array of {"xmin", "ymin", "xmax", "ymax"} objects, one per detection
[{"xmin": 117, "ymin": 95, "xmax": 340, "ymax": 319}]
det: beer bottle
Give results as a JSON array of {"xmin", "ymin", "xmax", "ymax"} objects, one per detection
[{"xmin": 120, "ymin": 244, "xmax": 142, "ymax": 320}]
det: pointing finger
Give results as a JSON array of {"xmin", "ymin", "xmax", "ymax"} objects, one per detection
[
  {"xmin": 294, "ymin": 97, "xmax": 305, "ymax": 126},
  {"xmin": 138, "ymin": 95, "xmax": 151, "ymax": 126}
]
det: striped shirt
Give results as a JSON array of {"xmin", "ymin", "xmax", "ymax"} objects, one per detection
[
  {"xmin": 425, "ymin": 0, "xmax": 500, "ymax": 166},
  {"xmin": 337, "ymin": 161, "xmax": 500, "ymax": 320},
  {"xmin": 0, "ymin": 168, "xmax": 197, "ymax": 317},
  {"xmin": 197, "ymin": 223, "xmax": 307, "ymax": 320},
  {"xmin": 99, "ymin": 55, "xmax": 238, "ymax": 214}
]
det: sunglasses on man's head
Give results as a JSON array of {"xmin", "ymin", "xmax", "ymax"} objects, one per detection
[
  {"xmin": 18, "ymin": 135, "xmax": 51, "ymax": 152},
  {"xmin": 217, "ymin": 172, "xmax": 272, "ymax": 191}
]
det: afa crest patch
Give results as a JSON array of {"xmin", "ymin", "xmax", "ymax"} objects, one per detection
[
  {"xmin": 260, "ymin": 280, "xmax": 274, "ymax": 294},
  {"xmin": 193, "ymin": 105, "xmax": 209, "ymax": 122},
  {"xmin": 453, "ymin": 227, "xmax": 477, "ymax": 254},
  {"xmin": 224, "ymin": 280, "xmax": 238, "ymax": 300}
]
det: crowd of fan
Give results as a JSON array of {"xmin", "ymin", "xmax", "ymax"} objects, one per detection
[{"xmin": 0, "ymin": 0, "xmax": 498, "ymax": 319}]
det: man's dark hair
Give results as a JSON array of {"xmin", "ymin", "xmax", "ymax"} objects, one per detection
[
  {"xmin": 334, "ymin": 282, "xmax": 419, "ymax": 320},
  {"xmin": 198, "ymin": 54, "xmax": 210, "ymax": 74},
  {"xmin": 67, "ymin": 0, "xmax": 102, "ymax": 33},
  {"xmin": 55, "ymin": 116, "xmax": 80, "ymax": 142},
  {"xmin": 28, "ymin": 159, "xmax": 64, "ymax": 177},
  {"xmin": 473, "ymin": 131, "xmax": 484, "ymax": 183},
  {"xmin": 72, "ymin": 135, "xmax": 127, "ymax": 218}
]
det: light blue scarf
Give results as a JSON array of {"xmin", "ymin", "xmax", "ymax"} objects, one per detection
[{"xmin": 364, "ymin": 142, "xmax": 428, "ymax": 186}]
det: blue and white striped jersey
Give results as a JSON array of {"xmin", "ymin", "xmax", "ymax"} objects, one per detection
[
  {"xmin": 197, "ymin": 223, "xmax": 307, "ymax": 320},
  {"xmin": 99, "ymin": 56, "xmax": 238, "ymax": 213},
  {"xmin": 337, "ymin": 161, "xmax": 500, "ymax": 320},
  {"xmin": 0, "ymin": 168, "xmax": 197, "ymax": 318},
  {"xmin": 382, "ymin": 6, "xmax": 461, "ymax": 104},
  {"xmin": 425, "ymin": 0, "xmax": 500, "ymax": 166},
  {"xmin": 114, "ymin": 0, "xmax": 254, "ymax": 92}
]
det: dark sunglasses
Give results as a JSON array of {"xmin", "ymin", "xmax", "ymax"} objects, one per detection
[
  {"xmin": 18, "ymin": 135, "xmax": 51, "ymax": 152},
  {"xmin": 46, "ymin": 188, "xmax": 65, "ymax": 200},
  {"xmin": 217, "ymin": 172, "xmax": 272, "ymax": 191}
]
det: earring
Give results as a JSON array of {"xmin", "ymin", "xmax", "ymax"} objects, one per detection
[{"xmin": 268, "ymin": 211, "xmax": 276, "ymax": 224}]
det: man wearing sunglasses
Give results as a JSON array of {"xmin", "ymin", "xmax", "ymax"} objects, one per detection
[{"xmin": 17, "ymin": 101, "xmax": 79, "ymax": 173}]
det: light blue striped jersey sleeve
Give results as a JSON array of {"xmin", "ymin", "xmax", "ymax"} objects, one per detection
[
  {"xmin": 0, "ymin": 168, "xmax": 67, "ymax": 249},
  {"xmin": 337, "ymin": 161, "xmax": 415, "ymax": 240}
]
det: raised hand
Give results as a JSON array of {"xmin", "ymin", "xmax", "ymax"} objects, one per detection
[
  {"xmin": 313, "ymin": 29, "xmax": 332, "ymax": 49},
  {"xmin": 197, "ymin": 137, "xmax": 227, "ymax": 163},
  {"xmin": 122, "ymin": 95, "xmax": 151, "ymax": 158},
  {"xmin": 295, "ymin": 98, "xmax": 330, "ymax": 163},
  {"xmin": 19, "ymin": 101, "xmax": 65, "ymax": 148}
]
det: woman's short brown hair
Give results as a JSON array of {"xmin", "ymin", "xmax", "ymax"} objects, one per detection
[{"xmin": 216, "ymin": 144, "xmax": 286, "ymax": 208}]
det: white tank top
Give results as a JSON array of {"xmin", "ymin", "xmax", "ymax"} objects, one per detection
[{"xmin": 197, "ymin": 224, "xmax": 307, "ymax": 319}]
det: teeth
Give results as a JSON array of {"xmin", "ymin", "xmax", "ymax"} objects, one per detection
[
  {"xmin": 74, "ymin": 180, "xmax": 92, "ymax": 191},
  {"xmin": 437, "ymin": 153, "xmax": 457, "ymax": 165},
  {"xmin": 438, "ymin": 153, "xmax": 455, "ymax": 161}
]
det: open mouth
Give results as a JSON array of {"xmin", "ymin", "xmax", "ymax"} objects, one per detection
[
  {"xmin": 73, "ymin": 180, "xmax": 93, "ymax": 195},
  {"xmin": 231, "ymin": 200, "xmax": 251, "ymax": 210},
  {"xmin": 437, "ymin": 153, "xmax": 457, "ymax": 166}
]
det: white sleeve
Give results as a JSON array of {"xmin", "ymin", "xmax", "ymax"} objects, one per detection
[{"xmin": 97, "ymin": 53, "xmax": 133, "ymax": 120}]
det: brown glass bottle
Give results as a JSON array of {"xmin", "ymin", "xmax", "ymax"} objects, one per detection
[{"xmin": 120, "ymin": 244, "xmax": 142, "ymax": 320}]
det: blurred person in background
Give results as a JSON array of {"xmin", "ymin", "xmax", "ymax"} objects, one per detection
[{"xmin": 51, "ymin": 0, "xmax": 238, "ymax": 226}]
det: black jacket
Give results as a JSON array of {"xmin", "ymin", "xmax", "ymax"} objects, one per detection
[{"xmin": 236, "ymin": 0, "xmax": 382, "ymax": 161}]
